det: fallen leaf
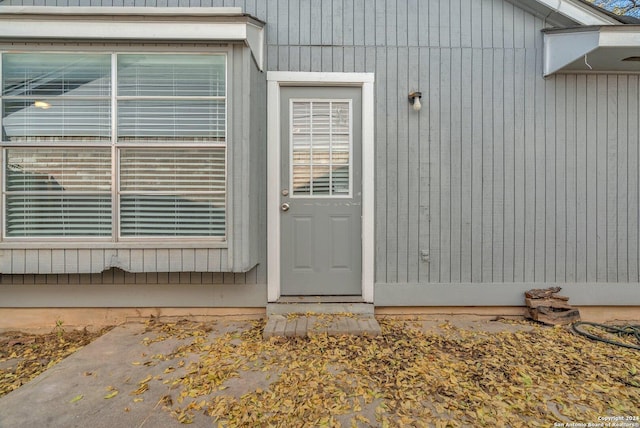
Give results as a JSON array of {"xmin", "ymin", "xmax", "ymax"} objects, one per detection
[{"xmin": 69, "ymin": 394, "xmax": 83, "ymax": 403}]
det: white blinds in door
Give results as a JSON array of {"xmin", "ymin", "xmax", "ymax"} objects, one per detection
[{"xmin": 290, "ymin": 100, "xmax": 351, "ymax": 197}]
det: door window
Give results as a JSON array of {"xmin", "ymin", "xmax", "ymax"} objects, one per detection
[{"xmin": 290, "ymin": 100, "xmax": 352, "ymax": 197}]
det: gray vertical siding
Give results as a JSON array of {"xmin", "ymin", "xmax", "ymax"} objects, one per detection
[{"xmin": 0, "ymin": 0, "xmax": 639, "ymax": 294}]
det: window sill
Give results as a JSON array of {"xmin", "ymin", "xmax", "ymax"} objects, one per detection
[{"xmin": 0, "ymin": 240, "xmax": 228, "ymax": 250}]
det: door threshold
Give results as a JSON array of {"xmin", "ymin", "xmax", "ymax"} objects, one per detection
[{"xmin": 277, "ymin": 295, "xmax": 365, "ymax": 304}]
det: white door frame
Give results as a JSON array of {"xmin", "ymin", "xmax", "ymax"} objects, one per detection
[{"xmin": 266, "ymin": 71, "xmax": 375, "ymax": 303}]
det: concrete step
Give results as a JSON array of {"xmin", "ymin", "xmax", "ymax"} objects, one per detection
[
  {"xmin": 266, "ymin": 302, "xmax": 374, "ymax": 315},
  {"xmin": 263, "ymin": 313, "xmax": 381, "ymax": 339}
]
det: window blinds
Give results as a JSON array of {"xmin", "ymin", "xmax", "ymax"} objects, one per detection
[{"xmin": 1, "ymin": 52, "xmax": 227, "ymax": 239}]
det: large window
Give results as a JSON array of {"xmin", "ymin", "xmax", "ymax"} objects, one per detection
[{"xmin": 1, "ymin": 52, "xmax": 227, "ymax": 240}]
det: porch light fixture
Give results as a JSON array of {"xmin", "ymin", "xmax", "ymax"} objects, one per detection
[{"xmin": 408, "ymin": 91, "xmax": 422, "ymax": 111}]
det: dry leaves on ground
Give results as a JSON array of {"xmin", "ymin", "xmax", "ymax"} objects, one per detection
[
  {"xmin": 0, "ymin": 327, "xmax": 111, "ymax": 397},
  {"xmin": 134, "ymin": 318, "xmax": 640, "ymax": 427}
]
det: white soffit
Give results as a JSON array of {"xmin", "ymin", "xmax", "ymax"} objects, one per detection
[
  {"xmin": 544, "ymin": 26, "xmax": 640, "ymax": 75},
  {"xmin": 0, "ymin": 6, "xmax": 265, "ymax": 70}
]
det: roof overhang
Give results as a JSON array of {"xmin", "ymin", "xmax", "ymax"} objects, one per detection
[
  {"xmin": 544, "ymin": 26, "xmax": 640, "ymax": 75},
  {"xmin": 511, "ymin": 0, "xmax": 622, "ymax": 26},
  {"xmin": 0, "ymin": 6, "xmax": 266, "ymax": 70}
]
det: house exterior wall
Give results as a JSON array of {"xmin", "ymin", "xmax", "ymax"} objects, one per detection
[{"xmin": 0, "ymin": 0, "xmax": 638, "ymax": 306}]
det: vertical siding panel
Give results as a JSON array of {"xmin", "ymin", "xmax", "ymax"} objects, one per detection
[
  {"xmin": 460, "ymin": 0, "xmax": 472, "ymax": 48},
  {"xmin": 492, "ymin": 49, "xmax": 504, "ymax": 282},
  {"xmin": 343, "ymin": 46, "xmax": 355, "ymax": 72},
  {"xmin": 277, "ymin": 0, "xmax": 288, "ymax": 45},
  {"xmin": 460, "ymin": 48, "xmax": 473, "ymax": 282},
  {"xmin": 208, "ymin": 249, "xmax": 221, "ymax": 271},
  {"xmin": 322, "ymin": 0, "xmax": 333, "ymax": 45},
  {"xmin": 38, "ymin": 249, "xmax": 52, "ymax": 274},
  {"xmin": 375, "ymin": 0, "xmax": 386, "ymax": 46},
  {"xmin": 439, "ymin": 0, "xmax": 449, "ymax": 47},
  {"xmin": 385, "ymin": 0, "xmax": 396, "ymax": 46},
  {"xmin": 12, "ymin": 250, "xmax": 26, "ymax": 274},
  {"xmin": 299, "ymin": 0, "xmax": 311, "ymax": 45},
  {"xmin": 407, "ymin": 46, "xmax": 420, "ymax": 283},
  {"xmin": 64, "ymin": 249, "xmax": 78, "ymax": 274},
  {"xmin": 545, "ymin": 76, "xmax": 557, "ymax": 282},
  {"xmin": 243, "ymin": 0, "xmax": 257, "ymax": 16},
  {"xmin": 182, "ymin": 249, "xmax": 195, "ymax": 272},
  {"xmin": 332, "ymin": 0, "xmax": 343, "ymax": 46},
  {"xmin": 429, "ymin": 48, "xmax": 441, "ymax": 282},
  {"xmin": 418, "ymin": 47, "xmax": 430, "ymax": 283},
  {"xmin": 512, "ymin": 1, "xmax": 524, "ymax": 48},
  {"xmin": 332, "ymin": 47, "xmax": 343, "ymax": 72},
  {"xmin": 278, "ymin": 46, "xmax": 289, "ymax": 70},
  {"xmin": 481, "ymin": 0, "xmax": 493, "ymax": 48},
  {"xmin": 310, "ymin": 0, "xmax": 322, "ymax": 45},
  {"xmin": 195, "ymin": 249, "xmax": 208, "ymax": 271},
  {"xmin": 300, "ymin": 46, "xmax": 311, "ymax": 71},
  {"xmin": 289, "ymin": 46, "xmax": 300, "ymax": 72},
  {"xmin": 564, "ymin": 75, "xmax": 577, "ymax": 282},
  {"xmin": 155, "ymin": 249, "xmax": 168, "ymax": 272},
  {"xmin": 534, "ymin": 51, "xmax": 546, "ymax": 282},
  {"xmin": 502, "ymin": 0, "xmax": 514, "ymax": 49},
  {"xmin": 51, "ymin": 250, "xmax": 65, "ymax": 274},
  {"xmin": 169, "ymin": 248, "xmax": 182, "ymax": 272},
  {"xmin": 449, "ymin": 0, "xmax": 461, "ymax": 48},
  {"xmin": 617, "ymin": 75, "xmax": 629, "ymax": 282},
  {"xmin": 396, "ymin": 47, "xmax": 409, "ymax": 283},
  {"xmin": 266, "ymin": 0, "xmax": 278, "ymax": 45},
  {"xmin": 322, "ymin": 46, "xmax": 333, "ymax": 71},
  {"xmin": 606, "ymin": 75, "xmax": 619, "ymax": 282},
  {"xmin": 450, "ymin": 47, "xmax": 462, "ymax": 282},
  {"xmin": 523, "ymin": 48, "xmax": 536, "ymax": 282},
  {"xmin": 288, "ymin": 0, "xmax": 300, "ymax": 45},
  {"xmin": 353, "ymin": 46, "xmax": 365, "ymax": 72},
  {"xmin": 628, "ymin": 76, "xmax": 639, "ymax": 282},
  {"xmin": 575, "ymin": 75, "xmax": 588, "ymax": 282},
  {"xmin": 417, "ymin": 0, "xmax": 429, "ymax": 47},
  {"xmin": 386, "ymin": 47, "xmax": 398, "ymax": 282},
  {"xmin": 25, "ymin": 250, "xmax": 40, "ymax": 272},
  {"xmin": 407, "ymin": 0, "xmax": 418, "ymax": 47},
  {"xmin": 596, "ymin": 75, "xmax": 608, "ymax": 282},
  {"xmin": 439, "ymin": 48, "xmax": 451, "ymax": 282},
  {"xmin": 470, "ymin": 48, "xmax": 483, "ymax": 282},
  {"xmin": 343, "ymin": 0, "xmax": 354, "ymax": 46},
  {"xmin": 143, "ymin": 249, "xmax": 156, "ymax": 272},
  {"xmin": 129, "ymin": 249, "xmax": 143, "ymax": 272},
  {"xmin": 310, "ymin": 46, "xmax": 322, "ymax": 71},
  {"xmin": 428, "ymin": 0, "xmax": 439, "ymax": 47},
  {"xmin": 375, "ymin": 46, "xmax": 387, "ymax": 282},
  {"xmin": 481, "ymin": 49, "xmax": 493, "ymax": 282},
  {"xmin": 396, "ymin": 0, "xmax": 407, "ymax": 47},
  {"xmin": 586, "ymin": 75, "xmax": 599, "ymax": 282},
  {"xmin": 492, "ymin": 0, "xmax": 503, "ymax": 48},
  {"xmin": 353, "ymin": 0, "xmax": 365, "ymax": 46},
  {"xmin": 364, "ymin": 0, "xmax": 376, "ymax": 46},
  {"xmin": 502, "ymin": 49, "xmax": 515, "ymax": 282}
]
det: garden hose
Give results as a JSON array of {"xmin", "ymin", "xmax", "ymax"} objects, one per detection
[{"xmin": 572, "ymin": 321, "xmax": 640, "ymax": 351}]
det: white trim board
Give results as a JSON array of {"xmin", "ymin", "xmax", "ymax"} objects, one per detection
[
  {"xmin": 266, "ymin": 72, "xmax": 375, "ymax": 303},
  {"xmin": 0, "ymin": 7, "xmax": 265, "ymax": 71}
]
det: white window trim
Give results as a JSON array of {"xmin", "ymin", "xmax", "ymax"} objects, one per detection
[
  {"xmin": 0, "ymin": 49, "xmax": 231, "ymax": 246},
  {"xmin": 266, "ymin": 71, "xmax": 375, "ymax": 303}
]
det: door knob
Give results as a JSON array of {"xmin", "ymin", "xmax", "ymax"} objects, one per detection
[{"xmin": 281, "ymin": 202, "xmax": 290, "ymax": 212}]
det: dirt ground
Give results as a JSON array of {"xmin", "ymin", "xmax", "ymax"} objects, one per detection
[
  {"xmin": 1, "ymin": 317, "xmax": 639, "ymax": 427},
  {"xmin": 0, "ymin": 326, "xmax": 112, "ymax": 397}
]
